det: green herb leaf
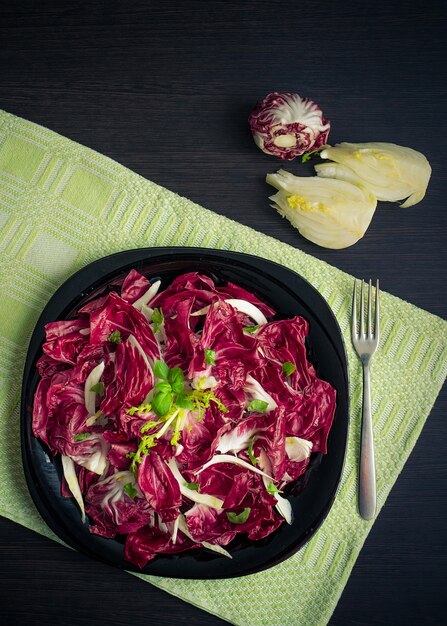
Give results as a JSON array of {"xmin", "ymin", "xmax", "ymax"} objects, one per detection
[
  {"xmin": 126, "ymin": 402, "xmax": 153, "ymax": 417},
  {"xmin": 74, "ymin": 433, "xmax": 91, "ymax": 442},
  {"xmin": 183, "ymin": 481, "xmax": 200, "ymax": 491},
  {"xmin": 266, "ymin": 482, "xmax": 283, "ymax": 495},
  {"xmin": 90, "ymin": 381, "xmax": 105, "ymax": 396},
  {"xmin": 205, "ymin": 349, "xmax": 216, "ymax": 365},
  {"xmin": 175, "ymin": 392, "xmax": 194, "ymax": 409},
  {"xmin": 227, "ymin": 508, "xmax": 251, "ymax": 525},
  {"xmin": 140, "ymin": 419, "xmax": 161, "ymax": 433},
  {"xmin": 128, "ymin": 434, "xmax": 157, "ymax": 472},
  {"xmin": 123, "ymin": 483, "xmax": 137, "ymax": 499},
  {"xmin": 300, "ymin": 147, "xmax": 323, "ymax": 164},
  {"xmin": 151, "ymin": 307, "xmax": 164, "ymax": 332},
  {"xmin": 247, "ymin": 437, "xmax": 258, "ymax": 466},
  {"xmin": 151, "ymin": 390, "xmax": 174, "ymax": 416},
  {"xmin": 170, "ymin": 429, "xmax": 181, "ymax": 446},
  {"xmin": 243, "ymin": 325, "xmax": 259, "ymax": 333},
  {"xmin": 108, "ymin": 330, "xmax": 121, "ymax": 344},
  {"xmin": 168, "ymin": 367, "xmax": 184, "ymax": 393},
  {"xmin": 282, "ymin": 361, "xmax": 296, "ymax": 377},
  {"xmin": 188, "ymin": 388, "xmax": 228, "ymax": 418},
  {"xmin": 248, "ymin": 399, "xmax": 269, "ymax": 413},
  {"xmin": 155, "ymin": 381, "xmax": 172, "ymax": 393},
  {"xmin": 154, "ymin": 360, "xmax": 169, "ymax": 380}
]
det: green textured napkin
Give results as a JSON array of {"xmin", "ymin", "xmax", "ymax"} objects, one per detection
[{"xmin": 0, "ymin": 109, "xmax": 446, "ymax": 626}]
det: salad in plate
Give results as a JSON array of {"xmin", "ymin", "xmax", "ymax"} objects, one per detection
[{"xmin": 32, "ymin": 269, "xmax": 336, "ymax": 568}]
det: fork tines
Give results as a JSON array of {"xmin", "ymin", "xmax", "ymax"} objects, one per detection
[{"xmin": 351, "ymin": 279, "xmax": 380, "ymax": 345}]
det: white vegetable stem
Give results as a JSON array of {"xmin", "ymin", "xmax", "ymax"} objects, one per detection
[
  {"xmin": 167, "ymin": 458, "xmax": 224, "ymax": 510},
  {"xmin": 224, "ymin": 299, "xmax": 268, "ymax": 325},
  {"xmin": 132, "ymin": 280, "xmax": 161, "ymax": 311},
  {"xmin": 258, "ymin": 450, "xmax": 293, "ymax": 525},
  {"xmin": 61, "ymin": 455, "xmax": 86, "ymax": 523},
  {"xmin": 84, "ymin": 361, "xmax": 105, "ymax": 417},
  {"xmin": 178, "ymin": 514, "xmax": 232, "ymax": 558},
  {"xmin": 216, "ymin": 424, "xmax": 258, "ymax": 454},
  {"xmin": 196, "ymin": 454, "xmax": 274, "ymax": 481},
  {"xmin": 191, "ymin": 299, "xmax": 267, "ymax": 325},
  {"xmin": 244, "ymin": 375, "xmax": 277, "ymax": 412}
]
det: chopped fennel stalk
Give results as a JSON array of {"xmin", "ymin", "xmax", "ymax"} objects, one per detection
[
  {"xmin": 258, "ymin": 450, "xmax": 293, "ymax": 524},
  {"xmin": 224, "ymin": 299, "xmax": 268, "ymax": 325},
  {"xmin": 84, "ymin": 361, "xmax": 105, "ymax": 416},
  {"xmin": 61, "ymin": 455, "xmax": 86, "ymax": 523},
  {"xmin": 196, "ymin": 454, "xmax": 274, "ymax": 481},
  {"xmin": 132, "ymin": 280, "xmax": 161, "ymax": 311},
  {"xmin": 191, "ymin": 299, "xmax": 268, "ymax": 325},
  {"xmin": 178, "ymin": 515, "xmax": 232, "ymax": 558},
  {"xmin": 167, "ymin": 458, "xmax": 224, "ymax": 509},
  {"xmin": 244, "ymin": 375, "xmax": 277, "ymax": 412}
]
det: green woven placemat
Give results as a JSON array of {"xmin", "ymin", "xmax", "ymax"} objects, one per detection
[{"xmin": 0, "ymin": 109, "xmax": 446, "ymax": 626}]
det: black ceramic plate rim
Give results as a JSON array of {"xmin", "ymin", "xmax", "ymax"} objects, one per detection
[{"xmin": 21, "ymin": 247, "xmax": 349, "ymax": 579}]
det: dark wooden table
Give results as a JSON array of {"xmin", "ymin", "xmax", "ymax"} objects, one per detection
[{"xmin": 1, "ymin": 1, "xmax": 446, "ymax": 624}]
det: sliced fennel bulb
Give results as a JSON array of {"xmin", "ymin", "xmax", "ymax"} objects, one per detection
[
  {"xmin": 317, "ymin": 142, "xmax": 431, "ymax": 207},
  {"xmin": 285, "ymin": 436, "xmax": 313, "ymax": 462},
  {"xmin": 267, "ymin": 169, "xmax": 377, "ymax": 249}
]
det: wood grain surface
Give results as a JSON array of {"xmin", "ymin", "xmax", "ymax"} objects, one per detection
[{"xmin": 0, "ymin": 1, "xmax": 446, "ymax": 625}]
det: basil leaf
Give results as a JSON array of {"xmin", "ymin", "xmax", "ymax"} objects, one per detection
[
  {"xmin": 205, "ymin": 349, "xmax": 216, "ymax": 365},
  {"xmin": 183, "ymin": 481, "xmax": 200, "ymax": 492},
  {"xmin": 151, "ymin": 390, "xmax": 173, "ymax": 416},
  {"xmin": 243, "ymin": 325, "xmax": 259, "ymax": 333},
  {"xmin": 123, "ymin": 483, "xmax": 137, "ymax": 499},
  {"xmin": 226, "ymin": 508, "xmax": 251, "ymax": 524},
  {"xmin": 152, "ymin": 309, "xmax": 164, "ymax": 333},
  {"xmin": 247, "ymin": 437, "xmax": 258, "ymax": 466},
  {"xmin": 155, "ymin": 381, "xmax": 172, "ymax": 393},
  {"xmin": 282, "ymin": 361, "xmax": 296, "ymax": 377},
  {"xmin": 74, "ymin": 433, "xmax": 91, "ymax": 442},
  {"xmin": 168, "ymin": 367, "xmax": 184, "ymax": 393},
  {"xmin": 89, "ymin": 382, "xmax": 105, "ymax": 396},
  {"xmin": 108, "ymin": 330, "xmax": 121, "ymax": 344},
  {"xmin": 248, "ymin": 399, "xmax": 269, "ymax": 413},
  {"xmin": 151, "ymin": 307, "xmax": 163, "ymax": 325},
  {"xmin": 154, "ymin": 360, "xmax": 169, "ymax": 380},
  {"xmin": 175, "ymin": 392, "xmax": 194, "ymax": 409}
]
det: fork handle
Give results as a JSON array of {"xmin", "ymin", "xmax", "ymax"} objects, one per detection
[{"xmin": 359, "ymin": 360, "xmax": 376, "ymax": 520}]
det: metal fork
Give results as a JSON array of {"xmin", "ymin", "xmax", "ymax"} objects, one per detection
[{"xmin": 351, "ymin": 279, "xmax": 380, "ymax": 520}]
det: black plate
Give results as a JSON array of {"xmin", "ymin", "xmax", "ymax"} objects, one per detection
[{"xmin": 21, "ymin": 247, "xmax": 349, "ymax": 579}]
